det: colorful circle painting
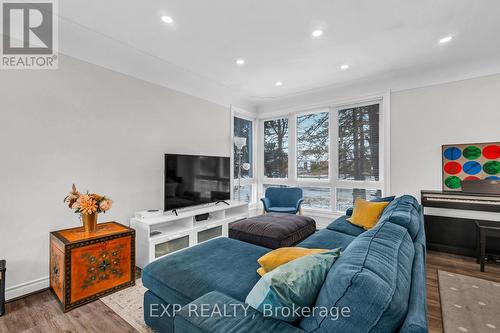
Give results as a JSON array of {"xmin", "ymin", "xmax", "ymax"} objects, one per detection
[
  {"xmin": 442, "ymin": 143, "xmax": 500, "ymax": 191},
  {"xmin": 445, "ymin": 176, "xmax": 462, "ymax": 189},
  {"xmin": 444, "ymin": 162, "xmax": 462, "ymax": 175},
  {"xmin": 463, "ymin": 146, "xmax": 481, "ymax": 160},
  {"xmin": 443, "ymin": 147, "xmax": 461, "ymax": 160},
  {"xmin": 483, "ymin": 161, "xmax": 500, "ymax": 175},
  {"xmin": 483, "ymin": 144, "xmax": 500, "ymax": 159},
  {"xmin": 463, "ymin": 161, "xmax": 482, "ymax": 175}
]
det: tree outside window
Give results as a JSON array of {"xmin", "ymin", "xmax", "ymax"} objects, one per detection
[
  {"xmin": 338, "ymin": 104, "xmax": 379, "ymax": 182},
  {"xmin": 338, "ymin": 104, "xmax": 380, "ymax": 207},
  {"xmin": 297, "ymin": 112, "xmax": 329, "ymax": 179},
  {"xmin": 264, "ymin": 119, "xmax": 288, "ymax": 178}
]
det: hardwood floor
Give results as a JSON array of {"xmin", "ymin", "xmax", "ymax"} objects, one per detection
[
  {"xmin": 0, "ymin": 290, "xmax": 137, "ymax": 333},
  {"xmin": 426, "ymin": 250, "xmax": 500, "ymax": 333},
  {"xmin": 1, "ymin": 251, "xmax": 499, "ymax": 332}
]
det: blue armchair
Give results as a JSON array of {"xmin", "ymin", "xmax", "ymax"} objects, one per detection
[{"xmin": 261, "ymin": 187, "xmax": 304, "ymax": 214}]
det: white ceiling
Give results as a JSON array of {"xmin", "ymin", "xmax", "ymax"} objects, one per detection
[{"xmin": 58, "ymin": 0, "xmax": 500, "ymax": 111}]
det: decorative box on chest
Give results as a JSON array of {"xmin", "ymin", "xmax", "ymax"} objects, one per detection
[{"xmin": 50, "ymin": 222, "xmax": 135, "ymax": 312}]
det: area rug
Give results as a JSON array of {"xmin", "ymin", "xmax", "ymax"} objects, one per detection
[
  {"xmin": 100, "ymin": 279, "xmax": 154, "ymax": 333},
  {"xmin": 438, "ymin": 270, "xmax": 500, "ymax": 333}
]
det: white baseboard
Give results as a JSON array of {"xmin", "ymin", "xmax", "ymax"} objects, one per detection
[{"xmin": 5, "ymin": 276, "xmax": 50, "ymax": 301}]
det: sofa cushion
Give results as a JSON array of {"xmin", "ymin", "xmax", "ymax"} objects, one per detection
[
  {"xmin": 326, "ymin": 215, "xmax": 365, "ymax": 237},
  {"xmin": 229, "ymin": 213, "xmax": 316, "ymax": 249},
  {"xmin": 246, "ymin": 249, "xmax": 341, "ymax": 322},
  {"xmin": 142, "ymin": 237, "xmax": 269, "ymax": 305},
  {"xmin": 299, "ymin": 222, "xmax": 415, "ymax": 333},
  {"xmin": 379, "ymin": 195, "xmax": 421, "ymax": 240},
  {"xmin": 345, "ymin": 196, "xmax": 396, "ymax": 216},
  {"xmin": 375, "ymin": 195, "xmax": 396, "ymax": 203},
  {"xmin": 399, "ymin": 243, "xmax": 428, "ymax": 333},
  {"xmin": 347, "ymin": 198, "xmax": 390, "ymax": 230},
  {"xmin": 257, "ymin": 247, "xmax": 328, "ymax": 276},
  {"xmin": 297, "ymin": 229, "xmax": 355, "ymax": 250}
]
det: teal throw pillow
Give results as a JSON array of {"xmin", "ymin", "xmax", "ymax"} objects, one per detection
[{"xmin": 245, "ymin": 248, "xmax": 341, "ymax": 322}]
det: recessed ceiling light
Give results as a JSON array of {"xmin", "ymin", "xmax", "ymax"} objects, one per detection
[
  {"xmin": 236, "ymin": 58, "xmax": 245, "ymax": 66},
  {"xmin": 340, "ymin": 64, "xmax": 349, "ymax": 70},
  {"xmin": 439, "ymin": 35, "xmax": 453, "ymax": 44},
  {"xmin": 275, "ymin": 81, "xmax": 283, "ymax": 87},
  {"xmin": 312, "ymin": 30, "xmax": 323, "ymax": 38},
  {"xmin": 161, "ymin": 16, "xmax": 173, "ymax": 24}
]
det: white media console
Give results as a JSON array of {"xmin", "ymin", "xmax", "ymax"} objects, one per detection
[{"xmin": 131, "ymin": 201, "xmax": 249, "ymax": 268}]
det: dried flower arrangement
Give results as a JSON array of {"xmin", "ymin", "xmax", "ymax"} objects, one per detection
[{"xmin": 64, "ymin": 184, "xmax": 113, "ymax": 232}]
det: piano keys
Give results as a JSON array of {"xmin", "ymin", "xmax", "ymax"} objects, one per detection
[{"xmin": 422, "ymin": 190, "xmax": 500, "ymax": 213}]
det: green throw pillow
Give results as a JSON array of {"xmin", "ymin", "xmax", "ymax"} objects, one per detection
[{"xmin": 245, "ymin": 248, "xmax": 341, "ymax": 322}]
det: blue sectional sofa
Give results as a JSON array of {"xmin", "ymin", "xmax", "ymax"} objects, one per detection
[{"xmin": 142, "ymin": 195, "xmax": 428, "ymax": 333}]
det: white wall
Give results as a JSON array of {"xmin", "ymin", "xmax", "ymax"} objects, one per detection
[
  {"xmin": 0, "ymin": 55, "xmax": 231, "ymax": 299},
  {"xmin": 391, "ymin": 73, "xmax": 500, "ymax": 199}
]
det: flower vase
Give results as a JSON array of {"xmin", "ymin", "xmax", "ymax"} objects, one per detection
[{"xmin": 82, "ymin": 212, "xmax": 98, "ymax": 233}]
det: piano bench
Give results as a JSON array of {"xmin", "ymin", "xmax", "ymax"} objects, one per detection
[{"xmin": 475, "ymin": 220, "xmax": 500, "ymax": 272}]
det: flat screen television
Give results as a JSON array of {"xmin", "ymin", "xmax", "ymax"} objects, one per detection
[{"xmin": 165, "ymin": 154, "xmax": 230, "ymax": 211}]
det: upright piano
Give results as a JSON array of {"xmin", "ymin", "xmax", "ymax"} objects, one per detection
[{"xmin": 421, "ymin": 190, "xmax": 500, "ymax": 256}]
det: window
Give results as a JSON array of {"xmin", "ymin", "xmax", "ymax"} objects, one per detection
[
  {"xmin": 234, "ymin": 184, "xmax": 252, "ymax": 203},
  {"xmin": 233, "ymin": 114, "xmax": 256, "ymax": 204},
  {"xmin": 338, "ymin": 104, "xmax": 379, "ymax": 181},
  {"xmin": 303, "ymin": 187, "xmax": 331, "ymax": 210},
  {"xmin": 258, "ymin": 99, "xmax": 386, "ymax": 213},
  {"xmin": 336, "ymin": 188, "xmax": 382, "ymax": 212},
  {"xmin": 234, "ymin": 117, "xmax": 253, "ymax": 178},
  {"xmin": 264, "ymin": 118, "xmax": 289, "ymax": 178},
  {"xmin": 297, "ymin": 112, "xmax": 329, "ymax": 179},
  {"xmin": 335, "ymin": 103, "xmax": 382, "ymax": 212}
]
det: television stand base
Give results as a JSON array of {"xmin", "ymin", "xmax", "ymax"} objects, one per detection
[
  {"xmin": 215, "ymin": 200, "xmax": 230, "ymax": 206},
  {"xmin": 131, "ymin": 201, "xmax": 250, "ymax": 269},
  {"xmin": 171, "ymin": 209, "xmax": 178, "ymax": 216}
]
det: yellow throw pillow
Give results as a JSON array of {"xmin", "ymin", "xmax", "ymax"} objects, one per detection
[
  {"xmin": 347, "ymin": 198, "xmax": 389, "ymax": 230},
  {"xmin": 257, "ymin": 247, "xmax": 327, "ymax": 276}
]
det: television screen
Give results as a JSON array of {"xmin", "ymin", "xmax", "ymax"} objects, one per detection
[{"xmin": 165, "ymin": 154, "xmax": 230, "ymax": 211}]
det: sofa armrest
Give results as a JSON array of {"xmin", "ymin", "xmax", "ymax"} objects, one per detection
[
  {"xmin": 174, "ymin": 291, "xmax": 305, "ymax": 333},
  {"xmin": 399, "ymin": 243, "xmax": 428, "ymax": 333},
  {"xmin": 260, "ymin": 197, "xmax": 271, "ymax": 212}
]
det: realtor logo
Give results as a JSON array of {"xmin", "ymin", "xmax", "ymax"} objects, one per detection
[{"xmin": 1, "ymin": 0, "xmax": 58, "ymax": 69}]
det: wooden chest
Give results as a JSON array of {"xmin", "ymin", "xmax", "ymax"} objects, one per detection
[{"xmin": 50, "ymin": 222, "xmax": 135, "ymax": 312}]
